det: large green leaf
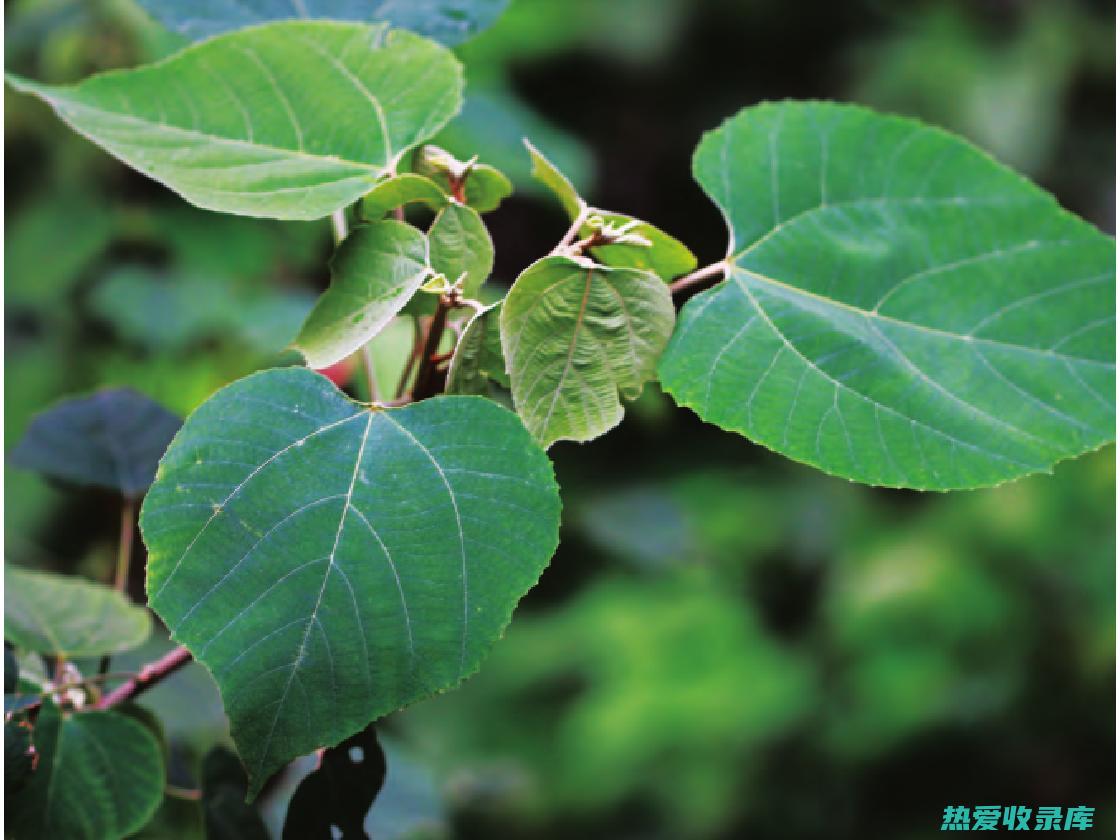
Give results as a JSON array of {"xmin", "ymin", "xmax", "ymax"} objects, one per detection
[
  {"xmin": 293, "ymin": 220, "xmax": 431, "ymax": 369},
  {"xmin": 141, "ymin": 368, "xmax": 560, "ymax": 795},
  {"xmin": 8, "ymin": 701, "xmax": 165, "ymax": 839},
  {"xmin": 138, "ymin": 0, "xmax": 510, "ymax": 46},
  {"xmin": 10, "ymin": 388, "xmax": 181, "ymax": 496},
  {"xmin": 660, "ymin": 101, "xmax": 1115, "ymax": 490},
  {"xmin": 501, "ymin": 256, "xmax": 675, "ymax": 447},
  {"xmin": 6, "ymin": 22, "xmax": 462, "ymax": 220},
  {"xmin": 4, "ymin": 566, "xmax": 152, "ymax": 657}
]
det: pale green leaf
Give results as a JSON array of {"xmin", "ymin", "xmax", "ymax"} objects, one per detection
[
  {"xmin": 141, "ymin": 367, "xmax": 560, "ymax": 795},
  {"xmin": 412, "ymin": 145, "xmax": 512, "ymax": 212},
  {"xmin": 463, "ymin": 164, "xmax": 513, "ymax": 213},
  {"xmin": 660, "ymin": 101, "xmax": 1115, "ymax": 490},
  {"xmin": 8, "ymin": 700, "xmax": 165, "ymax": 840},
  {"xmin": 525, "ymin": 138, "xmax": 584, "ymax": 219},
  {"xmin": 138, "ymin": 0, "xmax": 510, "ymax": 46},
  {"xmin": 447, "ymin": 301, "xmax": 508, "ymax": 395},
  {"xmin": 429, "ymin": 203, "xmax": 494, "ymax": 298},
  {"xmin": 501, "ymin": 256, "xmax": 675, "ymax": 447},
  {"xmin": 293, "ymin": 220, "xmax": 430, "ymax": 369},
  {"xmin": 4, "ymin": 566, "xmax": 152, "ymax": 657},
  {"xmin": 360, "ymin": 174, "xmax": 449, "ymax": 220},
  {"xmin": 6, "ymin": 22, "xmax": 462, "ymax": 220}
]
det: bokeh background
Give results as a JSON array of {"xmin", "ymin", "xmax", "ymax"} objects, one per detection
[{"xmin": 4, "ymin": 0, "xmax": 1115, "ymax": 837}]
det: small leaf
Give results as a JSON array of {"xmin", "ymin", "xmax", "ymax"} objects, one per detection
[
  {"xmin": 463, "ymin": 164, "xmax": 513, "ymax": 213},
  {"xmin": 138, "ymin": 0, "xmax": 510, "ymax": 46},
  {"xmin": 360, "ymin": 174, "xmax": 449, "ymax": 220},
  {"xmin": 525, "ymin": 138, "xmax": 584, "ymax": 220},
  {"xmin": 660, "ymin": 101, "xmax": 1115, "ymax": 490},
  {"xmin": 282, "ymin": 726, "xmax": 386, "ymax": 839},
  {"xmin": 141, "ymin": 368, "xmax": 561, "ymax": 796},
  {"xmin": 202, "ymin": 747, "xmax": 270, "ymax": 840},
  {"xmin": 8, "ymin": 700, "xmax": 165, "ymax": 839},
  {"xmin": 447, "ymin": 302, "xmax": 508, "ymax": 395},
  {"xmin": 10, "ymin": 388, "xmax": 182, "ymax": 496},
  {"xmin": 4, "ymin": 566, "xmax": 152, "ymax": 657},
  {"xmin": 294, "ymin": 220, "xmax": 431, "ymax": 370},
  {"xmin": 429, "ymin": 203, "xmax": 494, "ymax": 299},
  {"xmin": 501, "ymin": 256, "xmax": 675, "ymax": 446},
  {"xmin": 6, "ymin": 23, "xmax": 462, "ymax": 220}
]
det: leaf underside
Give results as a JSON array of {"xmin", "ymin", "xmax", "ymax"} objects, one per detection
[
  {"xmin": 141, "ymin": 368, "xmax": 560, "ymax": 795},
  {"xmin": 6, "ymin": 22, "xmax": 462, "ymax": 220},
  {"xmin": 502, "ymin": 256, "xmax": 675, "ymax": 447},
  {"xmin": 660, "ymin": 100, "xmax": 1115, "ymax": 490}
]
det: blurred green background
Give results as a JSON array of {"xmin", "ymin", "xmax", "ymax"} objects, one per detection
[{"xmin": 5, "ymin": 0, "xmax": 1115, "ymax": 837}]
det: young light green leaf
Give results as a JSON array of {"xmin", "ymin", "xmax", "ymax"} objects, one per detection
[
  {"xmin": 141, "ymin": 368, "xmax": 560, "ymax": 796},
  {"xmin": 360, "ymin": 174, "xmax": 449, "ymax": 221},
  {"xmin": 293, "ymin": 220, "xmax": 430, "ymax": 370},
  {"xmin": 429, "ymin": 203, "xmax": 494, "ymax": 298},
  {"xmin": 4, "ymin": 566, "xmax": 152, "ymax": 657},
  {"xmin": 138, "ymin": 0, "xmax": 510, "ymax": 46},
  {"xmin": 462, "ymin": 164, "xmax": 513, "ymax": 213},
  {"xmin": 447, "ymin": 302, "xmax": 508, "ymax": 395},
  {"xmin": 413, "ymin": 145, "xmax": 512, "ymax": 212},
  {"xmin": 660, "ymin": 101, "xmax": 1115, "ymax": 490},
  {"xmin": 8, "ymin": 701, "xmax": 165, "ymax": 839},
  {"xmin": 501, "ymin": 256, "xmax": 675, "ymax": 447},
  {"xmin": 6, "ymin": 23, "xmax": 462, "ymax": 220},
  {"xmin": 10, "ymin": 388, "xmax": 182, "ymax": 496},
  {"xmin": 525, "ymin": 138, "xmax": 585, "ymax": 219}
]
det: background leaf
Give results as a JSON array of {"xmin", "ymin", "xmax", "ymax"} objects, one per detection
[
  {"xmin": 141, "ymin": 368, "xmax": 561, "ymax": 795},
  {"xmin": 137, "ymin": 0, "xmax": 510, "ymax": 46},
  {"xmin": 294, "ymin": 220, "xmax": 430, "ymax": 369},
  {"xmin": 201, "ymin": 747, "xmax": 270, "ymax": 840},
  {"xmin": 10, "ymin": 387, "xmax": 181, "ymax": 496},
  {"xmin": 501, "ymin": 256, "xmax": 675, "ymax": 446},
  {"xmin": 4, "ymin": 566, "xmax": 152, "ymax": 657},
  {"xmin": 660, "ymin": 101, "xmax": 1115, "ymax": 490},
  {"xmin": 7, "ymin": 22, "xmax": 462, "ymax": 220},
  {"xmin": 8, "ymin": 700, "xmax": 165, "ymax": 839}
]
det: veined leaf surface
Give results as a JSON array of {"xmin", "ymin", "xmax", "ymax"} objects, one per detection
[
  {"xmin": 141, "ymin": 368, "xmax": 560, "ymax": 795},
  {"xmin": 660, "ymin": 101, "xmax": 1115, "ymax": 490},
  {"xmin": 7, "ymin": 22, "xmax": 462, "ymax": 220}
]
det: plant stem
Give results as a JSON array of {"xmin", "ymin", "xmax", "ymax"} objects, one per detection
[
  {"xmin": 95, "ymin": 645, "xmax": 192, "ymax": 710},
  {"xmin": 411, "ymin": 297, "xmax": 453, "ymax": 401},
  {"xmin": 669, "ymin": 261, "xmax": 729, "ymax": 295},
  {"xmin": 113, "ymin": 496, "xmax": 135, "ymax": 592},
  {"xmin": 552, "ymin": 205, "xmax": 591, "ymax": 255}
]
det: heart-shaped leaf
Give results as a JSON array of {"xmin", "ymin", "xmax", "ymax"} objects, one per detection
[
  {"xmin": 4, "ymin": 566, "xmax": 152, "ymax": 657},
  {"xmin": 10, "ymin": 388, "xmax": 181, "ymax": 497},
  {"xmin": 660, "ymin": 101, "xmax": 1115, "ymax": 490},
  {"xmin": 141, "ymin": 368, "xmax": 560, "ymax": 795},
  {"xmin": 501, "ymin": 256, "xmax": 675, "ymax": 447},
  {"xmin": 138, "ymin": 0, "xmax": 510, "ymax": 46},
  {"xmin": 8, "ymin": 701, "xmax": 165, "ymax": 839},
  {"xmin": 6, "ymin": 23, "xmax": 462, "ymax": 220},
  {"xmin": 293, "ymin": 220, "xmax": 431, "ymax": 369},
  {"xmin": 447, "ymin": 302, "xmax": 508, "ymax": 396}
]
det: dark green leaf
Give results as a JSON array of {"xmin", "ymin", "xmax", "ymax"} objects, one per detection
[
  {"xmin": 8, "ymin": 701, "xmax": 165, "ymax": 839},
  {"xmin": 293, "ymin": 220, "xmax": 431, "ymax": 369},
  {"xmin": 660, "ymin": 101, "xmax": 1115, "ymax": 490},
  {"xmin": 10, "ymin": 388, "xmax": 181, "ymax": 496},
  {"xmin": 282, "ymin": 726, "xmax": 386, "ymax": 839},
  {"xmin": 202, "ymin": 747, "xmax": 270, "ymax": 840},
  {"xmin": 5, "ymin": 717, "xmax": 34, "ymax": 795},
  {"xmin": 141, "ymin": 368, "xmax": 561, "ymax": 795},
  {"xmin": 138, "ymin": 0, "xmax": 510, "ymax": 46},
  {"xmin": 501, "ymin": 256, "xmax": 675, "ymax": 446},
  {"xmin": 4, "ymin": 566, "xmax": 152, "ymax": 657},
  {"xmin": 6, "ymin": 23, "xmax": 462, "ymax": 220}
]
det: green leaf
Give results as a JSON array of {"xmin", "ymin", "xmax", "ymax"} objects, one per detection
[
  {"xmin": 141, "ymin": 367, "xmax": 560, "ymax": 796},
  {"xmin": 8, "ymin": 700, "xmax": 165, "ymax": 839},
  {"xmin": 447, "ymin": 302, "xmax": 508, "ymax": 395},
  {"xmin": 138, "ymin": 0, "xmax": 510, "ymax": 46},
  {"xmin": 201, "ymin": 747, "xmax": 270, "ymax": 840},
  {"xmin": 6, "ymin": 718, "xmax": 34, "ymax": 795},
  {"xmin": 10, "ymin": 388, "xmax": 182, "ymax": 496},
  {"xmin": 660, "ymin": 101, "xmax": 1115, "ymax": 490},
  {"xmin": 429, "ymin": 203, "xmax": 494, "ymax": 298},
  {"xmin": 501, "ymin": 256, "xmax": 675, "ymax": 447},
  {"xmin": 360, "ymin": 174, "xmax": 449, "ymax": 220},
  {"xmin": 4, "ymin": 566, "xmax": 152, "ymax": 657},
  {"xmin": 293, "ymin": 220, "xmax": 430, "ymax": 369},
  {"xmin": 525, "ymin": 138, "xmax": 584, "ymax": 219},
  {"xmin": 463, "ymin": 164, "xmax": 513, "ymax": 213},
  {"xmin": 6, "ymin": 23, "xmax": 463, "ymax": 220}
]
